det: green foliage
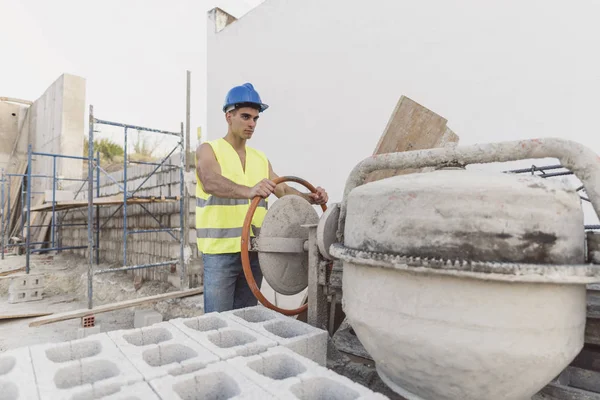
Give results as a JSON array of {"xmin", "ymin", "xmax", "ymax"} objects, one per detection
[{"xmin": 84, "ymin": 138, "xmax": 124, "ymax": 161}]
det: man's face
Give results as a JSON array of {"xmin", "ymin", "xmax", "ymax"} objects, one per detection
[{"xmin": 227, "ymin": 107, "xmax": 260, "ymax": 140}]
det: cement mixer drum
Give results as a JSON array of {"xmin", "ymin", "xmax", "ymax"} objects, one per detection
[{"xmin": 334, "ymin": 167, "xmax": 594, "ymax": 400}]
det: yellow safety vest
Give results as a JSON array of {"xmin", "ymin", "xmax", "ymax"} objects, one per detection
[{"xmin": 196, "ymin": 138, "xmax": 269, "ymax": 254}]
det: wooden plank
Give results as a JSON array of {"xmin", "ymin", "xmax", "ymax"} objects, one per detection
[
  {"xmin": 332, "ymin": 326, "xmax": 374, "ymax": 361},
  {"xmin": 0, "ymin": 312, "xmax": 52, "ymax": 320},
  {"xmin": 589, "ymin": 293, "xmax": 600, "ymax": 319},
  {"xmin": 536, "ymin": 383, "xmax": 600, "ymax": 400},
  {"xmin": 30, "ymin": 195, "xmax": 180, "ymax": 212},
  {"xmin": 567, "ymin": 366, "xmax": 600, "ymax": 394},
  {"xmin": 29, "ymin": 288, "xmax": 203, "ymax": 327},
  {"xmin": 365, "ymin": 96, "xmax": 459, "ymax": 183},
  {"xmin": 572, "ymin": 345, "xmax": 600, "ymax": 373},
  {"xmin": 0, "ymin": 266, "xmax": 25, "ymax": 277},
  {"xmin": 586, "ymin": 319, "xmax": 600, "ymax": 346}
]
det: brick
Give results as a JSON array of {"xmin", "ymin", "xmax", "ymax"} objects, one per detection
[
  {"xmin": 0, "ymin": 347, "xmax": 40, "ymax": 400},
  {"xmin": 223, "ymin": 306, "xmax": 328, "ymax": 366},
  {"xmin": 168, "ymin": 313, "xmax": 277, "ymax": 360},
  {"xmin": 229, "ymin": 347, "xmax": 388, "ymax": 399},
  {"xmin": 9, "ymin": 288, "xmax": 43, "ymax": 304},
  {"xmin": 149, "ymin": 360, "xmax": 275, "ymax": 399},
  {"xmin": 133, "ymin": 309, "xmax": 163, "ymax": 328},
  {"xmin": 107, "ymin": 322, "xmax": 219, "ymax": 381},
  {"xmin": 29, "ymin": 333, "xmax": 143, "ymax": 400}
]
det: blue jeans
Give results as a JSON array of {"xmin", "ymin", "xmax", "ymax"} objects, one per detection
[{"xmin": 202, "ymin": 252, "xmax": 263, "ymax": 313}]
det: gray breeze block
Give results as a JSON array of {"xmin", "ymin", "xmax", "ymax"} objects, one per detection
[
  {"xmin": 29, "ymin": 333, "xmax": 143, "ymax": 400},
  {"xmin": 149, "ymin": 360, "xmax": 276, "ymax": 399},
  {"xmin": 107, "ymin": 321, "xmax": 220, "ymax": 381},
  {"xmin": 91, "ymin": 381, "xmax": 161, "ymax": 400},
  {"xmin": 168, "ymin": 313, "xmax": 277, "ymax": 360},
  {"xmin": 0, "ymin": 347, "xmax": 40, "ymax": 400},
  {"xmin": 227, "ymin": 346, "xmax": 389, "ymax": 399},
  {"xmin": 223, "ymin": 306, "xmax": 328, "ymax": 366}
]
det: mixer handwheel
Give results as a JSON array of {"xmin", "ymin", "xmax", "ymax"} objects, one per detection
[{"xmin": 241, "ymin": 176, "xmax": 326, "ymax": 316}]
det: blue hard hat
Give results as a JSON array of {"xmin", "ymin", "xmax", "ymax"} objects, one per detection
[{"xmin": 222, "ymin": 83, "xmax": 269, "ymax": 113}]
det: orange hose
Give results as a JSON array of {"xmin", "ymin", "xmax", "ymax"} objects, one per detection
[{"xmin": 241, "ymin": 176, "xmax": 327, "ymax": 316}]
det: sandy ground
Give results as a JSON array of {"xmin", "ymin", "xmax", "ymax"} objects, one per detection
[{"xmin": 0, "ymin": 253, "xmax": 203, "ymax": 352}]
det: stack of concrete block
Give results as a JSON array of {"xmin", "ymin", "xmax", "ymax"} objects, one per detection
[
  {"xmin": 1, "ymin": 306, "xmax": 389, "ymax": 399},
  {"xmin": 8, "ymin": 274, "xmax": 44, "ymax": 304},
  {"xmin": 169, "ymin": 312, "xmax": 278, "ymax": 359},
  {"xmin": 107, "ymin": 322, "xmax": 219, "ymax": 380},
  {"xmin": 29, "ymin": 334, "xmax": 143, "ymax": 400},
  {"xmin": 0, "ymin": 347, "xmax": 40, "ymax": 400},
  {"xmin": 228, "ymin": 346, "xmax": 389, "ymax": 399},
  {"xmin": 223, "ymin": 306, "xmax": 328, "ymax": 366}
]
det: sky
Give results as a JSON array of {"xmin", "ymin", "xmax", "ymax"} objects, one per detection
[{"xmin": 0, "ymin": 0, "xmax": 264, "ymax": 154}]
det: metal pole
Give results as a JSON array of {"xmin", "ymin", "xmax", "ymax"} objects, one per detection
[
  {"xmin": 96, "ymin": 151, "xmax": 100, "ymax": 265},
  {"xmin": 25, "ymin": 145, "xmax": 32, "ymax": 274},
  {"xmin": 87, "ymin": 105, "xmax": 94, "ymax": 309},
  {"xmin": 186, "ymin": 70, "xmax": 191, "ymax": 172},
  {"xmin": 20, "ymin": 179, "xmax": 25, "ymax": 237},
  {"xmin": 179, "ymin": 122, "xmax": 186, "ymax": 290},
  {"xmin": 1, "ymin": 169, "xmax": 5, "ymax": 260},
  {"xmin": 51, "ymin": 156, "xmax": 57, "ymax": 249},
  {"xmin": 123, "ymin": 126, "xmax": 128, "ymax": 268}
]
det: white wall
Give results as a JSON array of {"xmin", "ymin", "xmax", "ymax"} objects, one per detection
[
  {"xmin": 207, "ymin": 0, "xmax": 600, "ymax": 210},
  {"xmin": 29, "ymin": 74, "xmax": 86, "ymax": 192}
]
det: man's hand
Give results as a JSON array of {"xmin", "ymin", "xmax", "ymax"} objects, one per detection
[
  {"xmin": 249, "ymin": 179, "xmax": 276, "ymax": 199},
  {"xmin": 308, "ymin": 186, "xmax": 328, "ymax": 205}
]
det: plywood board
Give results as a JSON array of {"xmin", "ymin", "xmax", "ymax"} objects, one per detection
[
  {"xmin": 365, "ymin": 96, "xmax": 460, "ymax": 183},
  {"xmin": 29, "ymin": 288, "xmax": 202, "ymax": 327},
  {"xmin": 29, "ymin": 195, "xmax": 180, "ymax": 213}
]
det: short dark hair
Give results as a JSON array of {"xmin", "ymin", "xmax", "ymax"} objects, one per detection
[{"xmin": 233, "ymin": 102, "xmax": 261, "ymax": 112}]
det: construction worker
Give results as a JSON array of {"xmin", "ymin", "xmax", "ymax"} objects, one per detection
[{"xmin": 195, "ymin": 83, "xmax": 328, "ymax": 313}]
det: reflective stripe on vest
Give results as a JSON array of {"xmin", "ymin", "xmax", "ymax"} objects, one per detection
[{"xmin": 195, "ymin": 138, "xmax": 270, "ymax": 254}]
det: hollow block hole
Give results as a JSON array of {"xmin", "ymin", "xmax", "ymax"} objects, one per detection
[
  {"xmin": 142, "ymin": 344, "xmax": 197, "ymax": 367},
  {"xmin": 173, "ymin": 371, "xmax": 240, "ymax": 400},
  {"xmin": 290, "ymin": 377, "xmax": 359, "ymax": 400},
  {"xmin": 183, "ymin": 315, "xmax": 227, "ymax": 332},
  {"xmin": 207, "ymin": 330, "xmax": 256, "ymax": 349},
  {"xmin": 54, "ymin": 360, "xmax": 119, "ymax": 389},
  {"xmin": 248, "ymin": 353, "xmax": 306, "ymax": 380},
  {"xmin": 232, "ymin": 308, "xmax": 276, "ymax": 323},
  {"xmin": 124, "ymin": 327, "xmax": 173, "ymax": 346},
  {"xmin": 45, "ymin": 340, "xmax": 102, "ymax": 363},
  {"xmin": 264, "ymin": 320, "xmax": 313, "ymax": 339}
]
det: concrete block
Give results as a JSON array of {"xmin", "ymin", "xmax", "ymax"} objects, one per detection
[
  {"xmin": 168, "ymin": 313, "xmax": 277, "ymax": 360},
  {"xmin": 8, "ymin": 288, "xmax": 43, "ymax": 304},
  {"xmin": 0, "ymin": 347, "xmax": 40, "ymax": 400},
  {"xmin": 223, "ymin": 306, "xmax": 328, "ymax": 366},
  {"xmin": 29, "ymin": 333, "xmax": 143, "ymax": 400},
  {"xmin": 149, "ymin": 360, "xmax": 275, "ymax": 399},
  {"xmin": 9, "ymin": 274, "xmax": 45, "ymax": 291},
  {"xmin": 228, "ymin": 347, "xmax": 388, "ymax": 399},
  {"xmin": 87, "ymin": 381, "xmax": 160, "ymax": 400},
  {"xmin": 106, "ymin": 322, "xmax": 219, "ymax": 381},
  {"xmin": 76, "ymin": 324, "xmax": 102, "ymax": 339}
]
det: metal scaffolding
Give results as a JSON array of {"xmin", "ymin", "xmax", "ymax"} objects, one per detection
[
  {"xmin": 86, "ymin": 105, "xmax": 186, "ymax": 308},
  {"xmin": 1, "ymin": 105, "xmax": 187, "ymax": 310},
  {"xmin": 505, "ymin": 163, "xmax": 600, "ymax": 230}
]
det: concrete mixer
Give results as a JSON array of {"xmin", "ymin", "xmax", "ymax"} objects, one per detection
[{"xmin": 240, "ymin": 138, "xmax": 600, "ymax": 400}]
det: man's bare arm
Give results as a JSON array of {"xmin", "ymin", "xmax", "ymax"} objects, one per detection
[{"xmin": 196, "ymin": 143, "xmax": 251, "ymax": 199}]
